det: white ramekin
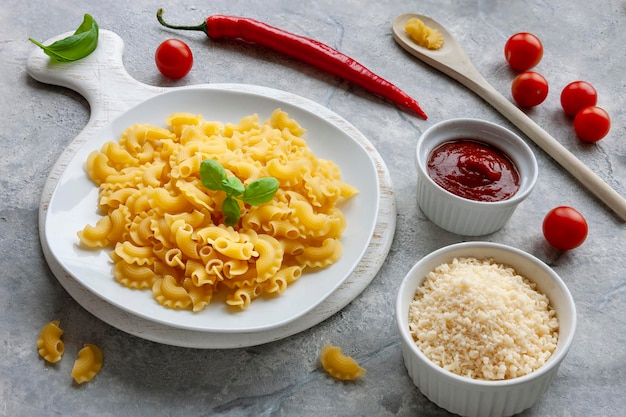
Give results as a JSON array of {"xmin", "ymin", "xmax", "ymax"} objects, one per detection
[
  {"xmin": 396, "ymin": 242, "xmax": 577, "ymax": 417},
  {"xmin": 415, "ymin": 118, "xmax": 538, "ymax": 236}
]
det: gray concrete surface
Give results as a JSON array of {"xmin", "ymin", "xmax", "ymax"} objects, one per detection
[{"xmin": 1, "ymin": 1, "xmax": 624, "ymax": 416}]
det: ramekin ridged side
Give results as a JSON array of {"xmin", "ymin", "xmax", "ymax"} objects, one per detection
[
  {"xmin": 400, "ymin": 337, "xmax": 561, "ymax": 417},
  {"xmin": 415, "ymin": 171, "xmax": 518, "ymax": 236}
]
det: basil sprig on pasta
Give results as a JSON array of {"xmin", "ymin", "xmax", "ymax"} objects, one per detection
[
  {"xmin": 200, "ymin": 159, "xmax": 279, "ymax": 226},
  {"xmin": 29, "ymin": 14, "xmax": 99, "ymax": 62}
]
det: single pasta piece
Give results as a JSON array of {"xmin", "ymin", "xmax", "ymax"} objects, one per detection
[
  {"xmin": 320, "ymin": 343, "xmax": 366, "ymax": 381},
  {"xmin": 152, "ymin": 274, "xmax": 193, "ymax": 309},
  {"xmin": 71, "ymin": 344, "xmax": 103, "ymax": 384},
  {"xmin": 226, "ymin": 284, "xmax": 263, "ymax": 309},
  {"xmin": 37, "ymin": 320, "xmax": 64, "ymax": 363},
  {"xmin": 405, "ymin": 17, "xmax": 444, "ymax": 50},
  {"xmin": 296, "ymin": 238, "xmax": 342, "ymax": 268},
  {"xmin": 113, "ymin": 260, "xmax": 156, "ymax": 289}
]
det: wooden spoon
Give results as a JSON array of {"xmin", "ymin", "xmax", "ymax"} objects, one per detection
[{"xmin": 392, "ymin": 13, "xmax": 626, "ymax": 221}]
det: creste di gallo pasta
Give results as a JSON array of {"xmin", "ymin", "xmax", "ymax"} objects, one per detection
[
  {"xmin": 71, "ymin": 344, "xmax": 103, "ymax": 384},
  {"xmin": 320, "ymin": 343, "xmax": 366, "ymax": 381},
  {"xmin": 37, "ymin": 320, "xmax": 64, "ymax": 363},
  {"xmin": 77, "ymin": 109, "xmax": 358, "ymax": 311}
]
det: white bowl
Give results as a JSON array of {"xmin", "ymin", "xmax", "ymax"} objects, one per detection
[
  {"xmin": 396, "ymin": 242, "xmax": 576, "ymax": 417},
  {"xmin": 415, "ymin": 118, "xmax": 538, "ymax": 236}
]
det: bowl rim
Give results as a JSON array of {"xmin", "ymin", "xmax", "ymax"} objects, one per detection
[
  {"xmin": 396, "ymin": 241, "xmax": 577, "ymax": 387},
  {"xmin": 415, "ymin": 118, "xmax": 539, "ymax": 207}
]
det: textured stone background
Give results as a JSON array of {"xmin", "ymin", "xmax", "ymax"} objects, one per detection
[{"xmin": 1, "ymin": 1, "xmax": 624, "ymax": 416}]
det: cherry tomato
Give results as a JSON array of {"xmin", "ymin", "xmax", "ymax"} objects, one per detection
[
  {"xmin": 560, "ymin": 81, "xmax": 598, "ymax": 117},
  {"xmin": 511, "ymin": 72, "xmax": 549, "ymax": 108},
  {"xmin": 542, "ymin": 206, "xmax": 588, "ymax": 251},
  {"xmin": 155, "ymin": 39, "xmax": 193, "ymax": 79},
  {"xmin": 504, "ymin": 32, "xmax": 544, "ymax": 72},
  {"xmin": 573, "ymin": 106, "xmax": 611, "ymax": 142}
]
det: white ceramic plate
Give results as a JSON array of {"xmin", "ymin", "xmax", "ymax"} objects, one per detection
[{"xmin": 43, "ymin": 86, "xmax": 379, "ymax": 333}]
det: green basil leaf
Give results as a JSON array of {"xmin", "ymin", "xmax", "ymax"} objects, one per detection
[
  {"xmin": 242, "ymin": 177, "xmax": 279, "ymax": 205},
  {"xmin": 222, "ymin": 196, "xmax": 241, "ymax": 227},
  {"xmin": 200, "ymin": 159, "xmax": 227, "ymax": 191},
  {"xmin": 221, "ymin": 177, "xmax": 245, "ymax": 196},
  {"xmin": 29, "ymin": 14, "xmax": 99, "ymax": 62},
  {"xmin": 200, "ymin": 159, "xmax": 279, "ymax": 226}
]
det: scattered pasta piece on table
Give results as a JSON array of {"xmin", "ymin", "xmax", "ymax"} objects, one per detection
[
  {"xmin": 37, "ymin": 320, "xmax": 64, "ymax": 363},
  {"xmin": 320, "ymin": 343, "xmax": 366, "ymax": 381},
  {"xmin": 71, "ymin": 344, "xmax": 103, "ymax": 384}
]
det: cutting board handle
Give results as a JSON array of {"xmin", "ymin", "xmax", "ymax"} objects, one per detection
[
  {"xmin": 28, "ymin": 30, "xmax": 165, "ymax": 240},
  {"xmin": 27, "ymin": 30, "xmax": 163, "ymax": 131}
]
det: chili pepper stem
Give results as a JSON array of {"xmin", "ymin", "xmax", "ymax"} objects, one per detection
[{"xmin": 157, "ymin": 9, "xmax": 208, "ymax": 34}]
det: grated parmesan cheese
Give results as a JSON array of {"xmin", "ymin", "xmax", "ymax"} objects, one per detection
[{"xmin": 408, "ymin": 257, "xmax": 558, "ymax": 380}]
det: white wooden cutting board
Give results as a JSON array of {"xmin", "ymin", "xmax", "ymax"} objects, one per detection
[{"xmin": 27, "ymin": 30, "xmax": 396, "ymax": 348}]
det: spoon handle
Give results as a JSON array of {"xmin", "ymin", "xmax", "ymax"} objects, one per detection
[{"xmin": 452, "ymin": 67, "xmax": 626, "ymax": 221}]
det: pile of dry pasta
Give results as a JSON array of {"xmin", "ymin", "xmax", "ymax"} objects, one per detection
[{"xmin": 77, "ymin": 109, "xmax": 357, "ymax": 311}]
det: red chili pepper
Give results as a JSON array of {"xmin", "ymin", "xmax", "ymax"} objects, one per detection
[{"xmin": 156, "ymin": 9, "xmax": 427, "ymax": 119}]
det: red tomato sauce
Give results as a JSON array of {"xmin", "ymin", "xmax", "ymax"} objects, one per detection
[{"xmin": 427, "ymin": 139, "xmax": 520, "ymax": 202}]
